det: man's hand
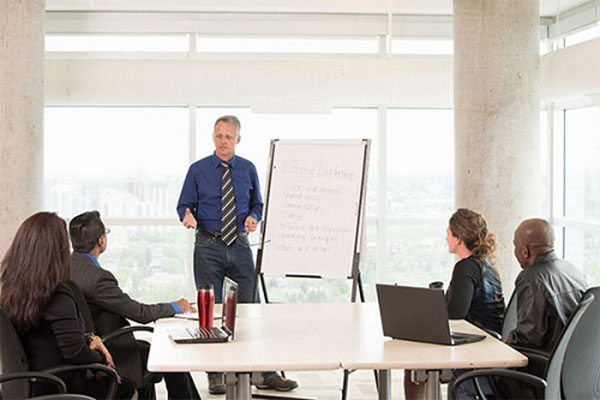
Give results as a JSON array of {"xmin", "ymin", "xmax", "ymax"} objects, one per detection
[
  {"xmin": 182, "ymin": 208, "xmax": 197, "ymax": 229},
  {"xmin": 175, "ymin": 298, "xmax": 196, "ymax": 313},
  {"xmin": 244, "ymin": 216, "xmax": 258, "ymax": 232}
]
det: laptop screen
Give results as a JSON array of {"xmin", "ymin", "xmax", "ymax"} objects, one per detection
[{"xmin": 221, "ymin": 277, "xmax": 238, "ymax": 335}]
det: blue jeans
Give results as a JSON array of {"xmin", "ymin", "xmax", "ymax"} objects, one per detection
[{"xmin": 194, "ymin": 231, "xmax": 277, "ymax": 381}]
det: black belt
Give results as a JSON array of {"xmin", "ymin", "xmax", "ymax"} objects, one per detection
[{"xmin": 197, "ymin": 229, "xmax": 247, "ymax": 240}]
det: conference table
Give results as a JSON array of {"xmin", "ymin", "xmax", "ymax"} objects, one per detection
[{"xmin": 147, "ymin": 303, "xmax": 527, "ymax": 400}]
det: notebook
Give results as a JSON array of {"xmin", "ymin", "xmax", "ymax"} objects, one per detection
[
  {"xmin": 376, "ymin": 284, "xmax": 486, "ymax": 346},
  {"xmin": 169, "ymin": 277, "xmax": 238, "ymax": 344}
]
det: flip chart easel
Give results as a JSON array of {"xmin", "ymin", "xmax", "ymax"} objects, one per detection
[{"xmin": 253, "ymin": 139, "xmax": 370, "ymax": 303}]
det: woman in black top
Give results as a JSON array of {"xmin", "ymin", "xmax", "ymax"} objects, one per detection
[
  {"xmin": 445, "ymin": 208, "xmax": 505, "ymax": 333},
  {"xmin": 0, "ymin": 212, "xmax": 134, "ymax": 399},
  {"xmin": 405, "ymin": 208, "xmax": 505, "ymax": 399}
]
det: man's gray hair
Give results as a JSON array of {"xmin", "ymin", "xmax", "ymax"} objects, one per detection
[{"xmin": 214, "ymin": 115, "xmax": 241, "ymax": 136}]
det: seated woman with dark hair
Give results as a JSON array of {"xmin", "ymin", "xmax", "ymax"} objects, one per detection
[
  {"xmin": 0, "ymin": 212, "xmax": 135, "ymax": 399},
  {"xmin": 404, "ymin": 208, "xmax": 505, "ymax": 400}
]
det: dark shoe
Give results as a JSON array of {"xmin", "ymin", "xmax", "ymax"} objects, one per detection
[
  {"xmin": 255, "ymin": 375, "xmax": 299, "ymax": 392},
  {"xmin": 208, "ymin": 375, "xmax": 226, "ymax": 395}
]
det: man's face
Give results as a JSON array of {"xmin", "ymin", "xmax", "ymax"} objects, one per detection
[{"xmin": 213, "ymin": 121, "xmax": 240, "ymax": 161}]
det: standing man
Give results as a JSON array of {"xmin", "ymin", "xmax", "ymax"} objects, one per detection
[{"xmin": 177, "ymin": 115, "xmax": 298, "ymax": 395}]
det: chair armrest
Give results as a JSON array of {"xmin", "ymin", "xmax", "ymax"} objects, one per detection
[
  {"xmin": 511, "ymin": 346, "xmax": 550, "ymax": 362},
  {"xmin": 0, "ymin": 371, "xmax": 67, "ymax": 393},
  {"xmin": 450, "ymin": 368, "xmax": 547, "ymax": 400},
  {"xmin": 43, "ymin": 363, "xmax": 117, "ymax": 399},
  {"xmin": 32, "ymin": 395, "xmax": 95, "ymax": 400},
  {"xmin": 481, "ymin": 328, "xmax": 502, "ymax": 340},
  {"xmin": 102, "ymin": 325, "xmax": 154, "ymax": 344}
]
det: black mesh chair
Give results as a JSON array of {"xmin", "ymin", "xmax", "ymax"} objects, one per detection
[
  {"xmin": 0, "ymin": 307, "xmax": 118, "ymax": 399},
  {"xmin": 66, "ymin": 282, "xmax": 158, "ymax": 394},
  {"xmin": 481, "ymin": 290, "xmax": 518, "ymax": 341},
  {"xmin": 450, "ymin": 288, "xmax": 598, "ymax": 399}
]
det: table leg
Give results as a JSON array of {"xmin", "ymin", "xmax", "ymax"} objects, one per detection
[
  {"xmin": 225, "ymin": 372, "xmax": 237, "ymax": 400},
  {"xmin": 236, "ymin": 373, "xmax": 252, "ymax": 399},
  {"xmin": 377, "ymin": 369, "xmax": 391, "ymax": 400},
  {"xmin": 423, "ymin": 370, "xmax": 441, "ymax": 400}
]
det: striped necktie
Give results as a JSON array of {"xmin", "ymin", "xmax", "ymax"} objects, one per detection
[{"xmin": 220, "ymin": 162, "xmax": 238, "ymax": 246}]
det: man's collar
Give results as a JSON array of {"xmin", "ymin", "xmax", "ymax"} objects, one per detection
[
  {"xmin": 533, "ymin": 250, "xmax": 557, "ymax": 265},
  {"xmin": 211, "ymin": 152, "xmax": 237, "ymax": 168},
  {"xmin": 81, "ymin": 252, "xmax": 101, "ymax": 267}
]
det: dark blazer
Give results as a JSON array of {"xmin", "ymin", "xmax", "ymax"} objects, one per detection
[
  {"xmin": 506, "ymin": 251, "xmax": 588, "ymax": 353},
  {"xmin": 19, "ymin": 283, "xmax": 105, "ymax": 394},
  {"xmin": 70, "ymin": 251, "xmax": 176, "ymax": 387}
]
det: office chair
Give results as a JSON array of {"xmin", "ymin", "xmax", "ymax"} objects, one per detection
[
  {"xmin": 0, "ymin": 307, "xmax": 118, "ymax": 400},
  {"xmin": 66, "ymin": 282, "xmax": 158, "ymax": 394},
  {"xmin": 450, "ymin": 289, "xmax": 598, "ymax": 399},
  {"xmin": 25, "ymin": 396, "xmax": 95, "ymax": 400}
]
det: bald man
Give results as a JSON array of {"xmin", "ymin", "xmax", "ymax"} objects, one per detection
[{"xmin": 507, "ymin": 218, "xmax": 588, "ymax": 353}]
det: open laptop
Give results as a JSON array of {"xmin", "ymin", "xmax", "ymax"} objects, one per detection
[
  {"xmin": 169, "ymin": 277, "xmax": 238, "ymax": 344},
  {"xmin": 376, "ymin": 284, "xmax": 486, "ymax": 346}
]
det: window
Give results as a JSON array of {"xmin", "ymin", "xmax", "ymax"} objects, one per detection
[
  {"xmin": 45, "ymin": 107, "xmax": 188, "ymax": 218},
  {"xmin": 44, "ymin": 106, "xmax": 467, "ymax": 302},
  {"xmin": 196, "ymin": 37, "xmax": 378, "ymax": 54},
  {"xmin": 385, "ymin": 109, "xmax": 455, "ymax": 287},
  {"xmin": 45, "ymin": 107, "xmax": 194, "ymax": 301},
  {"xmin": 565, "ymin": 227, "xmax": 600, "ymax": 285},
  {"xmin": 564, "ymin": 107, "xmax": 600, "ymax": 221},
  {"xmin": 555, "ymin": 106, "xmax": 600, "ymax": 286},
  {"xmin": 386, "ymin": 109, "xmax": 454, "ymax": 218},
  {"xmin": 392, "ymin": 39, "xmax": 453, "ymax": 55},
  {"xmin": 564, "ymin": 24, "xmax": 600, "ymax": 47},
  {"xmin": 45, "ymin": 35, "xmax": 189, "ymax": 52}
]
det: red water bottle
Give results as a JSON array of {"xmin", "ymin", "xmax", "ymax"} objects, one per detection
[
  {"xmin": 198, "ymin": 284, "xmax": 214, "ymax": 330},
  {"xmin": 197, "ymin": 286, "xmax": 207, "ymax": 329},
  {"xmin": 206, "ymin": 285, "xmax": 214, "ymax": 329}
]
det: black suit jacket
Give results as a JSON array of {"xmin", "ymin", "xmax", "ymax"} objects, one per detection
[
  {"xmin": 19, "ymin": 283, "xmax": 106, "ymax": 394},
  {"xmin": 69, "ymin": 252, "xmax": 176, "ymax": 387}
]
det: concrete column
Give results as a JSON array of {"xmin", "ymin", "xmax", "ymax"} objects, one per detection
[
  {"xmin": 0, "ymin": 1, "xmax": 45, "ymax": 258},
  {"xmin": 454, "ymin": 0, "xmax": 541, "ymax": 293}
]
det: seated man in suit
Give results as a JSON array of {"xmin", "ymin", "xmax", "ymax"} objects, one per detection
[
  {"xmin": 507, "ymin": 218, "xmax": 588, "ymax": 352},
  {"xmin": 494, "ymin": 218, "xmax": 588, "ymax": 399},
  {"xmin": 69, "ymin": 211, "xmax": 201, "ymax": 400}
]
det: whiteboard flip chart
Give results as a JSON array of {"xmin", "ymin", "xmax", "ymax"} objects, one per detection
[{"xmin": 259, "ymin": 139, "xmax": 370, "ymax": 279}]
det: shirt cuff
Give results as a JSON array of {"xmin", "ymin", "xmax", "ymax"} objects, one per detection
[
  {"xmin": 170, "ymin": 302, "xmax": 182, "ymax": 313},
  {"xmin": 249, "ymin": 212, "xmax": 260, "ymax": 222}
]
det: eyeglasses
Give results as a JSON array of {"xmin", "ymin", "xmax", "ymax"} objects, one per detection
[{"xmin": 105, "ymin": 228, "xmax": 111, "ymax": 235}]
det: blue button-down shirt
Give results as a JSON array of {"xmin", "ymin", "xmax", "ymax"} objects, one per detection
[{"xmin": 176, "ymin": 153, "xmax": 263, "ymax": 233}]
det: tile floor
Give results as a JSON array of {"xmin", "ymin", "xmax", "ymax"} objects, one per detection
[{"xmin": 156, "ymin": 369, "xmax": 407, "ymax": 399}]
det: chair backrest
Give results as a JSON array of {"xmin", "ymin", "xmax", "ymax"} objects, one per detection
[
  {"xmin": 65, "ymin": 282, "xmax": 96, "ymax": 333},
  {"xmin": 501, "ymin": 289, "xmax": 518, "ymax": 339},
  {"xmin": 544, "ymin": 291, "xmax": 596, "ymax": 399},
  {"xmin": 0, "ymin": 307, "xmax": 31, "ymax": 399},
  {"xmin": 560, "ymin": 286, "xmax": 600, "ymax": 399}
]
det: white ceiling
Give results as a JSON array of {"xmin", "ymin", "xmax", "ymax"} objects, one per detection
[{"xmin": 46, "ymin": 0, "xmax": 596, "ymax": 18}]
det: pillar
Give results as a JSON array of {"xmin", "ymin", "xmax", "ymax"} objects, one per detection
[
  {"xmin": 454, "ymin": 0, "xmax": 541, "ymax": 293},
  {"xmin": 0, "ymin": 0, "xmax": 45, "ymax": 258}
]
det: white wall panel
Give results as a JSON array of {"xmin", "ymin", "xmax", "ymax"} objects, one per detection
[{"xmin": 45, "ymin": 58, "xmax": 453, "ymax": 108}]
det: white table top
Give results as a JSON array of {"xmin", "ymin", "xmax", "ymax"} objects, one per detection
[
  {"xmin": 235, "ymin": 303, "xmax": 528, "ymax": 370},
  {"xmin": 147, "ymin": 317, "xmax": 340, "ymax": 372},
  {"xmin": 148, "ymin": 302, "xmax": 527, "ymax": 373}
]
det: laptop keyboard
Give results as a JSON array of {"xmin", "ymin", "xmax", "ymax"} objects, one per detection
[{"xmin": 186, "ymin": 327, "xmax": 227, "ymax": 339}]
